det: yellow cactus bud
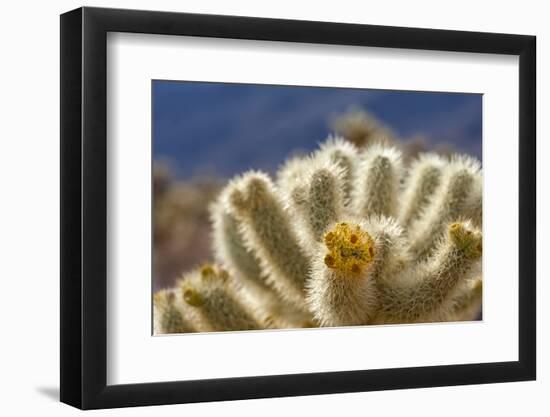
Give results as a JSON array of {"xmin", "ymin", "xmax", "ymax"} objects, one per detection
[
  {"xmin": 182, "ymin": 287, "xmax": 204, "ymax": 307},
  {"xmin": 200, "ymin": 264, "xmax": 216, "ymax": 280},
  {"xmin": 323, "ymin": 222, "xmax": 375, "ymax": 275},
  {"xmin": 448, "ymin": 222, "xmax": 482, "ymax": 259}
]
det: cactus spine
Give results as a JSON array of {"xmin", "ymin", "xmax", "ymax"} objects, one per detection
[{"xmin": 155, "ymin": 136, "xmax": 482, "ymax": 334}]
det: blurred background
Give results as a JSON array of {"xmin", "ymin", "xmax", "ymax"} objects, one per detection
[{"xmin": 153, "ymin": 81, "xmax": 482, "ymax": 290}]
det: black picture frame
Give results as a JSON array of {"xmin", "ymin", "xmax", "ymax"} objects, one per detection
[{"xmin": 60, "ymin": 6, "xmax": 536, "ymax": 410}]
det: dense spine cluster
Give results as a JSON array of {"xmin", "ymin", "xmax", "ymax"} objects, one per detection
[{"xmin": 154, "ymin": 137, "xmax": 483, "ymax": 333}]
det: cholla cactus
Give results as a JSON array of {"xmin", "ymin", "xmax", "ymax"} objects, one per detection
[{"xmin": 154, "ymin": 137, "xmax": 482, "ymax": 333}]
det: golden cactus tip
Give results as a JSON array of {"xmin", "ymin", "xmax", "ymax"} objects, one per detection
[{"xmin": 323, "ymin": 222, "xmax": 375, "ymax": 275}]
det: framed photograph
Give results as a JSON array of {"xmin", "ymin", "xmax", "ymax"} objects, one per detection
[{"xmin": 60, "ymin": 6, "xmax": 536, "ymax": 409}]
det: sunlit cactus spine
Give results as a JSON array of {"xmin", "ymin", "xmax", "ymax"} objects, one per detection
[
  {"xmin": 220, "ymin": 172, "xmax": 312, "ymax": 308},
  {"xmin": 154, "ymin": 135, "xmax": 482, "ymax": 334}
]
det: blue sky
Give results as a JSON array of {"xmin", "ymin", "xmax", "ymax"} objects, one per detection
[{"xmin": 153, "ymin": 81, "xmax": 482, "ymax": 179}]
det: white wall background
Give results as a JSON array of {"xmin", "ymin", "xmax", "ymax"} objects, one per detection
[{"xmin": 0, "ymin": 0, "xmax": 545, "ymax": 415}]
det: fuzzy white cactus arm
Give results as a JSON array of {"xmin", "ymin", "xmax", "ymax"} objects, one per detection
[
  {"xmin": 210, "ymin": 201, "xmax": 270, "ymax": 292},
  {"xmin": 365, "ymin": 216, "xmax": 411, "ymax": 287},
  {"xmin": 352, "ymin": 145, "xmax": 403, "ymax": 218},
  {"xmin": 224, "ymin": 171, "xmax": 311, "ymax": 306},
  {"xmin": 399, "ymin": 154, "xmax": 445, "ymax": 227},
  {"xmin": 306, "ymin": 220, "xmax": 378, "ymax": 326},
  {"xmin": 153, "ymin": 290, "xmax": 196, "ymax": 334},
  {"xmin": 314, "ymin": 137, "xmax": 359, "ymax": 204},
  {"xmin": 299, "ymin": 168, "xmax": 342, "ymax": 240},
  {"xmin": 408, "ymin": 156, "xmax": 481, "ymax": 258},
  {"xmin": 178, "ymin": 265, "xmax": 262, "ymax": 332},
  {"xmin": 211, "ymin": 199, "xmax": 314, "ymax": 323},
  {"xmin": 376, "ymin": 221, "xmax": 482, "ymax": 324},
  {"xmin": 284, "ymin": 159, "xmax": 345, "ymax": 249}
]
